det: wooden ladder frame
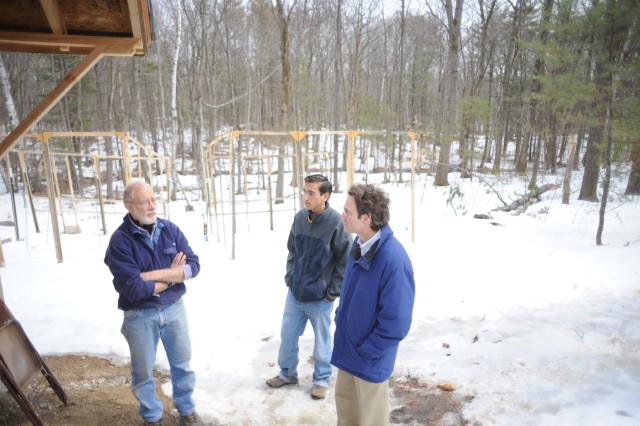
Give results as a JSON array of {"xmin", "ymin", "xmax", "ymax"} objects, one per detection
[{"xmin": 0, "ymin": 298, "xmax": 69, "ymax": 425}]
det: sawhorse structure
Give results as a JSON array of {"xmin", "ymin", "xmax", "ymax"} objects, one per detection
[{"xmin": 0, "ymin": 298, "xmax": 69, "ymax": 425}]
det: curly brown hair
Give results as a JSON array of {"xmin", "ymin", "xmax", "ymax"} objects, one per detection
[{"xmin": 347, "ymin": 184, "xmax": 390, "ymax": 231}]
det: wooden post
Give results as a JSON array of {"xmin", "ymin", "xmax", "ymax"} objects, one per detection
[
  {"xmin": 408, "ymin": 130, "xmax": 417, "ymax": 242},
  {"xmin": 5, "ymin": 156, "xmax": 19, "ymax": 241},
  {"xmin": 16, "ymin": 151, "xmax": 39, "ymax": 233},
  {"xmin": 230, "ymin": 132, "xmax": 236, "ymax": 260},
  {"xmin": 94, "ymin": 158, "xmax": 107, "ymax": 235},
  {"xmin": 64, "ymin": 156, "xmax": 80, "ymax": 231},
  {"xmin": 120, "ymin": 132, "xmax": 132, "ymax": 184},
  {"xmin": 289, "ymin": 131, "xmax": 308, "ymax": 209},
  {"xmin": 345, "ymin": 131, "xmax": 359, "ymax": 190},
  {"xmin": 42, "ymin": 137, "xmax": 63, "ymax": 263},
  {"xmin": 0, "ymin": 238, "xmax": 5, "ymax": 269},
  {"xmin": 266, "ymin": 153, "xmax": 274, "ymax": 231},
  {"xmin": 50, "ymin": 151, "xmax": 68, "ymax": 233}
]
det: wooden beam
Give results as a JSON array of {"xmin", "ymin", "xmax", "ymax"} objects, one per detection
[
  {"xmin": 127, "ymin": 0, "xmax": 144, "ymax": 40},
  {"xmin": 39, "ymin": 0, "xmax": 67, "ymax": 35},
  {"xmin": 0, "ymin": 45, "xmax": 106, "ymax": 160},
  {"xmin": 0, "ymin": 31, "xmax": 142, "ymax": 56}
]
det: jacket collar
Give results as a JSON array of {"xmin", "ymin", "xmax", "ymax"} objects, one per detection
[
  {"xmin": 124, "ymin": 214, "xmax": 164, "ymax": 238},
  {"xmin": 351, "ymin": 239, "xmax": 379, "ymax": 262},
  {"xmin": 307, "ymin": 201, "xmax": 331, "ymax": 223},
  {"xmin": 351, "ymin": 224, "xmax": 391, "ymax": 270}
]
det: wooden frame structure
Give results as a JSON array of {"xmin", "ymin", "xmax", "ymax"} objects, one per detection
[
  {"xmin": 1, "ymin": 131, "xmax": 171, "ymax": 265},
  {"xmin": 0, "ymin": 0, "xmax": 153, "ymax": 280},
  {"xmin": 204, "ymin": 130, "xmax": 419, "ymax": 259}
]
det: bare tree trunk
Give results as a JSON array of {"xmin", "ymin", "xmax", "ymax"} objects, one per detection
[
  {"xmin": 597, "ymin": 58, "xmax": 614, "ymax": 246},
  {"xmin": 132, "ymin": 59, "xmax": 150, "ymax": 183},
  {"xmin": 397, "ymin": 0, "xmax": 406, "ymax": 128},
  {"xmin": 546, "ymin": 114, "xmax": 558, "ymax": 173},
  {"xmin": 579, "ymin": 0, "xmax": 606, "ymax": 203},
  {"xmin": 527, "ymin": 0, "xmax": 553, "ymax": 189},
  {"xmin": 480, "ymin": 65, "xmax": 494, "ymax": 169},
  {"xmin": 347, "ymin": 0, "xmax": 365, "ymax": 130},
  {"xmin": 332, "ymin": 0, "xmax": 343, "ymax": 191},
  {"xmin": 195, "ymin": 0, "xmax": 209, "ymax": 200},
  {"xmin": 626, "ymin": 145, "xmax": 640, "ymax": 195},
  {"xmin": 579, "ymin": 123, "xmax": 601, "ymax": 202},
  {"xmin": 169, "ymin": 3, "xmax": 183, "ymax": 201},
  {"xmin": 220, "ymin": 0, "xmax": 243, "ymax": 195},
  {"xmin": 94, "ymin": 60, "xmax": 116, "ymax": 197},
  {"xmin": 396, "ymin": 0, "xmax": 406, "ymax": 183},
  {"xmin": 493, "ymin": 1, "xmax": 521, "ymax": 175},
  {"xmin": 273, "ymin": 0, "xmax": 293, "ymax": 205},
  {"xmin": 435, "ymin": 0, "xmax": 463, "ymax": 187},
  {"xmin": 156, "ymin": 44, "xmax": 168, "ymax": 166},
  {"xmin": 0, "ymin": 54, "xmax": 19, "ymax": 190},
  {"xmin": 562, "ymin": 136, "xmax": 577, "ymax": 204},
  {"xmin": 0, "ymin": 55, "xmax": 19, "ymax": 128},
  {"xmin": 597, "ymin": 0, "xmax": 636, "ymax": 243}
]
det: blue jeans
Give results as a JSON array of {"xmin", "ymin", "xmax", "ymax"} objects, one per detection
[
  {"xmin": 277, "ymin": 289, "xmax": 334, "ymax": 387},
  {"xmin": 121, "ymin": 299, "xmax": 196, "ymax": 422}
]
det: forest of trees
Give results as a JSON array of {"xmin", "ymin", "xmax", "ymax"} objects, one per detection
[{"xmin": 1, "ymin": 0, "xmax": 639, "ymax": 217}]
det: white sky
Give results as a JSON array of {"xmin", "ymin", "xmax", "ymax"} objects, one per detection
[{"xmin": 1, "ymin": 169, "xmax": 639, "ymax": 425}]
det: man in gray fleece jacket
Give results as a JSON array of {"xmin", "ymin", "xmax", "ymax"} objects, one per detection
[{"xmin": 266, "ymin": 174, "xmax": 352, "ymax": 400}]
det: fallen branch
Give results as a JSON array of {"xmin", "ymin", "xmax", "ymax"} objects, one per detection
[{"xmin": 493, "ymin": 184, "xmax": 560, "ymax": 215}]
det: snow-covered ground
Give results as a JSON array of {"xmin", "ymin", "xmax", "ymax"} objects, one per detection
[{"xmin": 1, "ymin": 169, "xmax": 639, "ymax": 425}]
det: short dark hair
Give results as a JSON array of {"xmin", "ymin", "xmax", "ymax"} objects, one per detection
[
  {"xmin": 304, "ymin": 174, "xmax": 332, "ymax": 195},
  {"xmin": 348, "ymin": 184, "xmax": 390, "ymax": 231}
]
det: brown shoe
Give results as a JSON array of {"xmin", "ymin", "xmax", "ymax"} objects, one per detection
[
  {"xmin": 266, "ymin": 375, "xmax": 298, "ymax": 388},
  {"xmin": 310, "ymin": 384, "xmax": 327, "ymax": 400},
  {"xmin": 179, "ymin": 412, "xmax": 204, "ymax": 426}
]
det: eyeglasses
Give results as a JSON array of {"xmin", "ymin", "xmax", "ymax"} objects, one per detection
[
  {"xmin": 127, "ymin": 198, "xmax": 158, "ymax": 207},
  {"xmin": 342, "ymin": 207, "xmax": 355, "ymax": 216},
  {"xmin": 300, "ymin": 190, "xmax": 320, "ymax": 197}
]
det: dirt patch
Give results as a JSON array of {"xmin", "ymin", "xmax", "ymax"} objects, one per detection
[
  {"xmin": 0, "ymin": 355, "xmax": 172, "ymax": 426},
  {"xmin": 0, "ymin": 355, "xmax": 471, "ymax": 425},
  {"xmin": 390, "ymin": 377, "xmax": 473, "ymax": 426}
]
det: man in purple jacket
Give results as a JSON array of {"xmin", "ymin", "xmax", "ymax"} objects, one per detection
[
  {"xmin": 104, "ymin": 181, "xmax": 203, "ymax": 426},
  {"xmin": 331, "ymin": 184, "xmax": 415, "ymax": 425}
]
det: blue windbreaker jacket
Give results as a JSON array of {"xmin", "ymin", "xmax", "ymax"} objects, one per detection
[
  {"xmin": 104, "ymin": 214, "xmax": 200, "ymax": 311},
  {"xmin": 331, "ymin": 224, "xmax": 415, "ymax": 383}
]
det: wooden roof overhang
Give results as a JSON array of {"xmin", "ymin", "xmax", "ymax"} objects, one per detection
[{"xmin": 0, "ymin": 0, "xmax": 154, "ymax": 159}]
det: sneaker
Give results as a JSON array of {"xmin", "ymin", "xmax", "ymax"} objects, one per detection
[
  {"xmin": 266, "ymin": 375, "xmax": 298, "ymax": 388},
  {"xmin": 144, "ymin": 419, "xmax": 163, "ymax": 426},
  {"xmin": 310, "ymin": 384, "xmax": 327, "ymax": 400},
  {"xmin": 179, "ymin": 411, "xmax": 204, "ymax": 426}
]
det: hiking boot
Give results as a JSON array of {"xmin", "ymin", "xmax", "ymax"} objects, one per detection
[
  {"xmin": 144, "ymin": 418, "xmax": 163, "ymax": 426},
  {"xmin": 266, "ymin": 375, "xmax": 298, "ymax": 388},
  {"xmin": 179, "ymin": 411, "xmax": 204, "ymax": 426},
  {"xmin": 310, "ymin": 384, "xmax": 327, "ymax": 400}
]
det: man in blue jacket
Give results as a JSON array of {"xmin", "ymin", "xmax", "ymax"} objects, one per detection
[
  {"xmin": 266, "ymin": 174, "xmax": 351, "ymax": 400},
  {"xmin": 104, "ymin": 181, "xmax": 203, "ymax": 426},
  {"xmin": 331, "ymin": 184, "xmax": 415, "ymax": 425}
]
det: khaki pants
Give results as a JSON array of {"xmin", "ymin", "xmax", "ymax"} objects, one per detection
[{"xmin": 335, "ymin": 368, "xmax": 389, "ymax": 426}]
